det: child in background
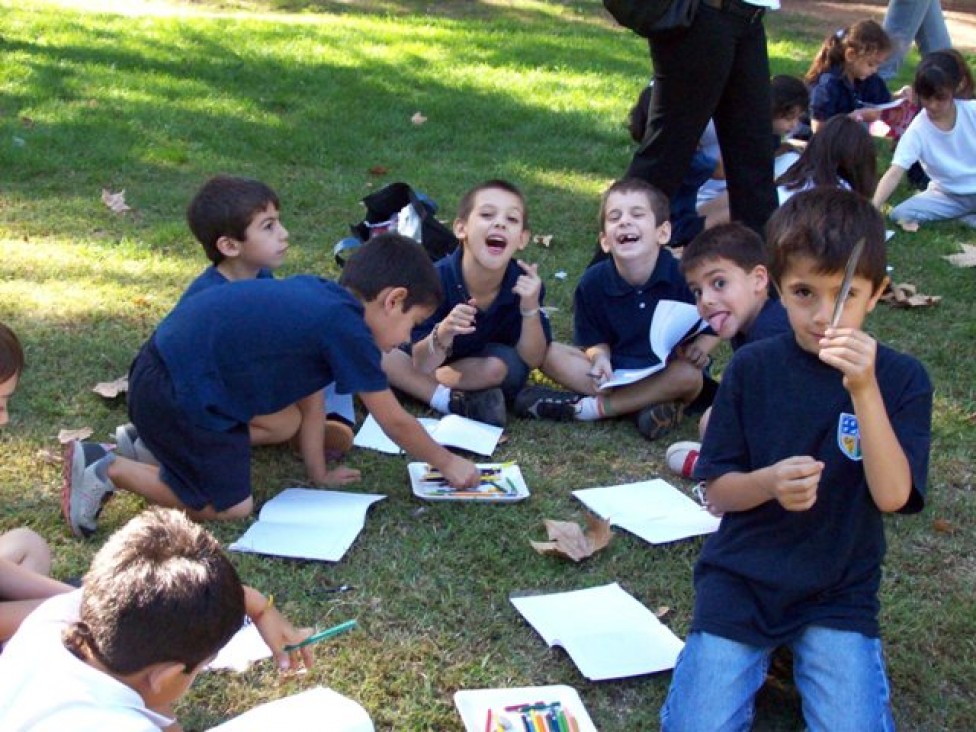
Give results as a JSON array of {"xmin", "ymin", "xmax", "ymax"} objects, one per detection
[
  {"xmin": 665, "ymin": 224, "xmax": 790, "ymax": 481},
  {"xmin": 776, "ymin": 114, "xmax": 878, "ymax": 205},
  {"xmin": 806, "ymin": 20, "xmax": 906, "ymax": 133},
  {"xmin": 383, "ymin": 180, "xmax": 551, "ymax": 428},
  {"xmin": 117, "ymin": 175, "xmax": 358, "ymax": 486},
  {"xmin": 516, "ymin": 178, "xmax": 716, "ymax": 441},
  {"xmin": 660, "ymin": 188, "xmax": 932, "ymax": 731},
  {"xmin": 697, "ymin": 75, "xmax": 811, "ymax": 228},
  {"xmin": 0, "ymin": 322, "xmax": 73, "ymax": 641},
  {"xmin": 62, "ymin": 234, "xmax": 481, "ymax": 538},
  {"xmin": 0, "ymin": 508, "xmax": 314, "ymax": 730},
  {"xmin": 873, "ymin": 51, "xmax": 976, "ymax": 228}
]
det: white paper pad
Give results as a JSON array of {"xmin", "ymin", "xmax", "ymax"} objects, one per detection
[
  {"xmin": 510, "ymin": 583, "xmax": 684, "ymax": 680},
  {"xmin": 229, "ymin": 488, "xmax": 386, "ymax": 562},
  {"xmin": 208, "ymin": 622, "xmax": 272, "ymax": 672},
  {"xmin": 207, "ymin": 687, "xmax": 374, "ymax": 731},
  {"xmin": 354, "ymin": 413, "xmax": 502, "ymax": 456},
  {"xmin": 573, "ymin": 478, "xmax": 719, "ymax": 545},
  {"xmin": 454, "ymin": 685, "xmax": 597, "ymax": 732}
]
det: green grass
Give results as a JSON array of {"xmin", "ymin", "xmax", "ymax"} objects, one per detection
[{"xmin": 2, "ymin": 1, "xmax": 975, "ymax": 729}]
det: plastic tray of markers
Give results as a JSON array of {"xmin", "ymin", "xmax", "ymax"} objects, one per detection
[
  {"xmin": 408, "ymin": 462, "xmax": 529, "ymax": 503},
  {"xmin": 454, "ymin": 686, "xmax": 597, "ymax": 732}
]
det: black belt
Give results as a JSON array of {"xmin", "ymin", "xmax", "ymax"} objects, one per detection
[{"xmin": 701, "ymin": 0, "xmax": 765, "ymax": 23}]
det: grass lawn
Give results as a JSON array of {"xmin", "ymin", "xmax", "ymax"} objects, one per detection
[{"xmin": 1, "ymin": 1, "xmax": 974, "ymax": 729}]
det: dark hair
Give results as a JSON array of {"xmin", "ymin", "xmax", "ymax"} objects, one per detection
[
  {"xmin": 805, "ymin": 20, "xmax": 892, "ymax": 84},
  {"xmin": 628, "ymin": 84, "xmax": 654, "ymax": 143},
  {"xmin": 598, "ymin": 178, "xmax": 670, "ymax": 230},
  {"xmin": 914, "ymin": 49, "xmax": 973, "ymax": 100},
  {"xmin": 0, "ymin": 323, "xmax": 24, "ymax": 382},
  {"xmin": 63, "ymin": 508, "xmax": 244, "ymax": 676},
  {"xmin": 455, "ymin": 179, "xmax": 529, "ymax": 230},
  {"xmin": 776, "ymin": 115, "xmax": 877, "ymax": 198},
  {"xmin": 770, "ymin": 75, "xmax": 810, "ymax": 119},
  {"xmin": 766, "ymin": 187, "xmax": 887, "ymax": 290},
  {"xmin": 187, "ymin": 175, "xmax": 281, "ymax": 264},
  {"xmin": 339, "ymin": 232, "xmax": 444, "ymax": 312},
  {"xmin": 680, "ymin": 223, "xmax": 766, "ymax": 277}
]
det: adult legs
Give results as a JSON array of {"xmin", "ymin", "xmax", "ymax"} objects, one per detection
[
  {"xmin": 880, "ymin": 0, "xmax": 952, "ymax": 80},
  {"xmin": 791, "ymin": 625, "xmax": 895, "ymax": 732}
]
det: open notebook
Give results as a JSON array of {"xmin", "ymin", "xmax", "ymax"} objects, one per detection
[
  {"xmin": 510, "ymin": 582, "xmax": 683, "ymax": 680},
  {"xmin": 207, "ymin": 687, "xmax": 373, "ymax": 731},
  {"xmin": 354, "ymin": 413, "xmax": 503, "ymax": 456}
]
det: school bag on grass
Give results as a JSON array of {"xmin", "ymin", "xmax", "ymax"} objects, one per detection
[
  {"xmin": 602, "ymin": 0, "xmax": 700, "ymax": 37},
  {"xmin": 333, "ymin": 181, "xmax": 458, "ymax": 266}
]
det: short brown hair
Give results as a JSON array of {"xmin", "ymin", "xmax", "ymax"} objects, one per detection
[
  {"xmin": 598, "ymin": 178, "xmax": 669, "ymax": 231},
  {"xmin": 681, "ymin": 223, "xmax": 766, "ymax": 277},
  {"xmin": 187, "ymin": 175, "xmax": 280, "ymax": 264},
  {"xmin": 0, "ymin": 322, "xmax": 24, "ymax": 382},
  {"xmin": 63, "ymin": 508, "xmax": 245, "ymax": 675},
  {"xmin": 455, "ymin": 179, "xmax": 529, "ymax": 230}
]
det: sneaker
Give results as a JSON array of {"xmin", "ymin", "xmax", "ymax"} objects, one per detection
[
  {"xmin": 448, "ymin": 387, "xmax": 507, "ymax": 427},
  {"xmin": 114, "ymin": 423, "xmax": 159, "ymax": 466},
  {"xmin": 635, "ymin": 401, "xmax": 684, "ymax": 441},
  {"xmin": 666, "ymin": 440, "xmax": 701, "ymax": 479},
  {"xmin": 513, "ymin": 386, "xmax": 581, "ymax": 421},
  {"xmin": 62, "ymin": 441, "xmax": 115, "ymax": 538}
]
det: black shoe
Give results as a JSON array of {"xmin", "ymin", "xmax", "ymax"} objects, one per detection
[
  {"xmin": 635, "ymin": 401, "xmax": 683, "ymax": 441},
  {"xmin": 448, "ymin": 387, "xmax": 507, "ymax": 427},
  {"xmin": 513, "ymin": 386, "xmax": 581, "ymax": 421}
]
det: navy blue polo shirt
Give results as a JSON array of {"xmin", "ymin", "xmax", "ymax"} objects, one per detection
[
  {"xmin": 810, "ymin": 65, "xmax": 891, "ymax": 122},
  {"xmin": 177, "ymin": 265, "xmax": 274, "ymax": 305},
  {"xmin": 730, "ymin": 295, "xmax": 790, "ymax": 351},
  {"xmin": 154, "ymin": 275, "xmax": 387, "ymax": 431},
  {"xmin": 411, "ymin": 248, "xmax": 552, "ymax": 359},
  {"xmin": 692, "ymin": 333, "xmax": 932, "ymax": 646},
  {"xmin": 573, "ymin": 249, "xmax": 695, "ymax": 370}
]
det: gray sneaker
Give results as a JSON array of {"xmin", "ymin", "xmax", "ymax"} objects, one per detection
[
  {"xmin": 114, "ymin": 423, "xmax": 159, "ymax": 466},
  {"xmin": 635, "ymin": 401, "xmax": 684, "ymax": 441},
  {"xmin": 61, "ymin": 441, "xmax": 115, "ymax": 538},
  {"xmin": 513, "ymin": 386, "xmax": 581, "ymax": 421},
  {"xmin": 448, "ymin": 387, "xmax": 507, "ymax": 427}
]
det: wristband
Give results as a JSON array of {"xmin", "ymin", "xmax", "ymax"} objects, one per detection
[
  {"xmin": 519, "ymin": 307, "xmax": 540, "ymax": 318},
  {"xmin": 429, "ymin": 323, "xmax": 452, "ymax": 357}
]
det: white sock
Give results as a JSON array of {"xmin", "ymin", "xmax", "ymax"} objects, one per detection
[
  {"xmin": 429, "ymin": 384, "xmax": 451, "ymax": 414},
  {"xmin": 574, "ymin": 396, "xmax": 602, "ymax": 422}
]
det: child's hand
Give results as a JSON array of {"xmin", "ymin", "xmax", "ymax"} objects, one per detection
[
  {"xmin": 252, "ymin": 602, "xmax": 315, "ymax": 672},
  {"xmin": 310, "ymin": 465, "xmax": 361, "ymax": 487},
  {"xmin": 587, "ymin": 352, "xmax": 613, "ymax": 385},
  {"xmin": 512, "ymin": 260, "xmax": 542, "ymax": 309},
  {"xmin": 767, "ymin": 456, "xmax": 824, "ymax": 511},
  {"xmin": 440, "ymin": 300, "xmax": 478, "ymax": 339},
  {"xmin": 675, "ymin": 343, "xmax": 709, "ymax": 370},
  {"xmin": 894, "ymin": 84, "xmax": 913, "ymax": 102},
  {"xmin": 818, "ymin": 327, "xmax": 878, "ymax": 394},
  {"xmin": 437, "ymin": 454, "xmax": 481, "ymax": 489}
]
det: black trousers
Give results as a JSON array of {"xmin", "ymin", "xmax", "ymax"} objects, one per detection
[{"xmin": 626, "ymin": 4, "xmax": 777, "ymax": 236}]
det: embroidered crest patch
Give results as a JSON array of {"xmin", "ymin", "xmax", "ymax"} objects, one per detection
[{"xmin": 837, "ymin": 412, "xmax": 862, "ymax": 461}]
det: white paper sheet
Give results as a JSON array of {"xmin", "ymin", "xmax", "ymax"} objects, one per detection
[
  {"xmin": 207, "ymin": 687, "xmax": 374, "ymax": 731},
  {"xmin": 354, "ymin": 413, "xmax": 502, "ymax": 456}
]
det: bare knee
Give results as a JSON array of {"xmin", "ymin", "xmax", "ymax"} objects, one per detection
[
  {"xmin": 0, "ymin": 528, "xmax": 52, "ymax": 575},
  {"xmin": 480, "ymin": 356, "xmax": 509, "ymax": 385}
]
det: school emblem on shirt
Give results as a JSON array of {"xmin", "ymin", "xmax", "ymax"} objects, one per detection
[{"xmin": 837, "ymin": 412, "xmax": 862, "ymax": 461}]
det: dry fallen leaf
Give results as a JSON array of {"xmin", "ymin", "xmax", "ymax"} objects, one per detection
[
  {"xmin": 92, "ymin": 376, "xmax": 128, "ymax": 398},
  {"xmin": 897, "ymin": 219, "xmax": 919, "ymax": 232},
  {"xmin": 880, "ymin": 282, "xmax": 942, "ymax": 309},
  {"xmin": 35, "ymin": 448, "xmax": 62, "ymax": 466},
  {"xmin": 943, "ymin": 243, "xmax": 976, "ymax": 268},
  {"xmin": 410, "ymin": 111, "xmax": 427, "ymax": 126},
  {"xmin": 101, "ymin": 188, "xmax": 131, "ymax": 214},
  {"xmin": 533, "ymin": 234, "xmax": 553, "ymax": 248},
  {"xmin": 655, "ymin": 606, "xmax": 671, "ymax": 619},
  {"xmin": 932, "ymin": 518, "xmax": 955, "ymax": 534},
  {"xmin": 58, "ymin": 427, "xmax": 93, "ymax": 444},
  {"xmin": 530, "ymin": 513, "xmax": 612, "ymax": 562},
  {"xmin": 368, "ymin": 165, "xmax": 389, "ymax": 176}
]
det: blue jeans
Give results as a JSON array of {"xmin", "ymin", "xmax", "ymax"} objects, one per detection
[
  {"xmin": 880, "ymin": 0, "xmax": 952, "ymax": 80},
  {"xmin": 660, "ymin": 628, "xmax": 895, "ymax": 732}
]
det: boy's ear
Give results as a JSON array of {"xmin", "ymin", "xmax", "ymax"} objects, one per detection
[
  {"xmin": 452, "ymin": 218, "xmax": 467, "ymax": 242},
  {"xmin": 215, "ymin": 235, "xmax": 242, "ymax": 260},
  {"xmin": 751, "ymin": 264, "xmax": 770, "ymax": 292},
  {"xmin": 383, "ymin": 286, "xmax": 410, "ymax": 313},
  {"xmin": 516, "ymin": 229, "xmax": 530, "ymax": 251},
  {"xmin": 865, "ymin": 275, "xmax": 889, "ymax": 314},
  {"xmin": 655, "ymin": 220, "xmax": 672, "ymax": 247},
  {"xmin": 143, "ymin": 660, "xmax": 187, "ymax": 696},
  {"xmin": 598, "ymin": 230, "xmax": 613, "ymax": 254}
]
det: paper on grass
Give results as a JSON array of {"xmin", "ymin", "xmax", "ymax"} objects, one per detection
[
  {"xmin": 510, "ymin": 582, "xmax": 683, "ymax": 680},
  {"xmin": 208, "ymin": 622, "xmax": 272, "ymax": 672},
  {"xmin": 207, "ymin": 687, "xmax": 374, "ymax": 732},
  {"xmin": 354, "ymin": 413, "xmax": 502, "ymax": 456},
  {"xmin": 599, "ymin": 300, "xmax": 707, "ymax": 390},
  {"xmin": 229, "ymin": 488, "xmax": 385, "ymax": 562},
  {"xmin": 454, "ymin": 685, "xmax": 597, "ymax": 732},
  {"xmin": 573, "ymin": 478, "xmax": 719, "ymax": 545}
]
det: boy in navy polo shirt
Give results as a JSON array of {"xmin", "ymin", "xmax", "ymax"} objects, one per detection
[
  {"xmin": 666, "ymin": 222, "xmax": 791, "ymax": 479},
  {"xmin": 515, "ymin": 178, "xmax": 716, "ymax": 441},
  {"xmin": 61, "ymin": 234, "xmax": 482, "ymax": 538},
  {"xmin": 660, "ymin": 188, "xmax": 932, "ymax": 731},
  {"xmin": 116, "ymin": 175, "xmax": 358, "ymax": 485},
  {"xmin": 382, "ymin": 180, "xmax": 552, "ymax": 427}
]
